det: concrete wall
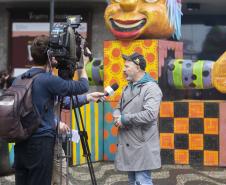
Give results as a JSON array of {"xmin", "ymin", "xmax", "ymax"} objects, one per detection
[
  {"xmin": 91, "ymin": 4, "xmax": 114, "ymax": 59},
  {"xmin": 0, "ymin": 8, "xmax": 9, "ymax": 71}
]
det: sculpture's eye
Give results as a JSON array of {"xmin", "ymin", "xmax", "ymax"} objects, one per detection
[{"xmin": 145, "ymin": 0, "xmax": 158, "ymax": 3}]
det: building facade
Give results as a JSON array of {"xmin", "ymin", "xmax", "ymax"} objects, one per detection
[{"xmin": 0, "ymin": 0, "xmax": 114, "ymax": 72}]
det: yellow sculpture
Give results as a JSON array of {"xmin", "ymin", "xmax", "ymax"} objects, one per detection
[
  {"xmin": 104, "ymin": 0, "xmax": 182, "ymax": 40},
  {"xmin": 213, "ymin": 52, "xmax": 226, "ymax": 93}
]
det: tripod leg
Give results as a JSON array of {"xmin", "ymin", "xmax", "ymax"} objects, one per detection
[
  {"xmin": 66, "ymin": 138, "xmax": 71, "ymax": 185},
  {"xmin": 72, "ymin": 95, "xmax": 97, "ymax": 185},
  {"xmin": 79, "ymin": 133, "xmax": 97, "ymax": 185}
]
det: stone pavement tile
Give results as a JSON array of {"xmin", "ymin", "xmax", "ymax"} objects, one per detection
[
  {"xmin": 69, "ymin": 162, "xmax": 226, "ymax": 185},
  {"xmin": 1, "ymin": 162, "xmax": 226, "ymax": 185},
  {"xmin": 0, "ymin": 175, "xmax": 15, "ymax": 185}
]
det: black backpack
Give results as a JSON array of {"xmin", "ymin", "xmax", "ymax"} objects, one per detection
[{"xmin": 0, "ymin": 71, "xmax": 44, "ymax": 142}]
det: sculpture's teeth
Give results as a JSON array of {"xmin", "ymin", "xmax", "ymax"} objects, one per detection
[{"xmin": 114, "ymin": 20, "xmax": 144, "ymax": 29}]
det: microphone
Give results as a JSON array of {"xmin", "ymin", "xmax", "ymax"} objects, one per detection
[
  {"xmin": 104, "ymin": 83, "xmax": 119, "ymax": 96},
  {"xmin": 97, "ymin": 83, "xmax": 119, "ymax": 102}
]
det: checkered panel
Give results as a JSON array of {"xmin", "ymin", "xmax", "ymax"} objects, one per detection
[{"xmin": 160, "ymin": 101, "xmax": 219, "ymax": 166}]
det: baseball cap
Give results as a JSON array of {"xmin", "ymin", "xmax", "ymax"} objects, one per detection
[{"xmin": 122, "ymin": 52, "xmax": 146, "ymax": 70}]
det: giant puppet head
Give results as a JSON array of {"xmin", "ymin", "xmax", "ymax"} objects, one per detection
[{"xmin": 104, "ymin": 0, "xmax": 182, "ymax": 40}]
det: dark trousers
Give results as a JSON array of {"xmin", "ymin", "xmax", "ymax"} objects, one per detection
[{"xmin": 14, "ymin": 137, "xmax": 55, "ymax": 185}]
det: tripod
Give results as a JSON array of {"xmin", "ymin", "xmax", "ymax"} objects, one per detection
[
  {"xmin": 71, "ymin": 95, "xmax": 97, "ymax": 185},
  {"xmin": 56, "ymin": 95, "xmax": 97, "ymax": 185}
]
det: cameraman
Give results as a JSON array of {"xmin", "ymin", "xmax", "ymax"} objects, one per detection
[{"xmin": 14, "ymin": 35, "xmax": 89, "ymax": 185}]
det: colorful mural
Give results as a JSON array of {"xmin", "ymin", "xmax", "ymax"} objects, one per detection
[
  {"xmin": 104, "ymin": 39, "xmax": 183, "ymax": 101},
  {"xmin": 69, "ymin": 103, "xmax": 104, "ymax": 166},
  {"xmin": 103, "ymin": 102, "xmax": 118, "ymax": 161},
  {"xmin": 104, "ymin": 40, "xmax": 158, "ymax": 101}
]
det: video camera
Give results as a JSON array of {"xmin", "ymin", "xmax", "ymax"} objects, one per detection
[{"xmin": 49, "ymin": 15, "xmax": 92, "ymax": 80}]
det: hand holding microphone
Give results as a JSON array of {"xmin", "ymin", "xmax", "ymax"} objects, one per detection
[
  {"xmin": 86, "ymin": 92, "xmax": 105, "ymax": 102},
  {"xmin": 97, "ymin": 83, "xmax": 119, "ymax": 102}
]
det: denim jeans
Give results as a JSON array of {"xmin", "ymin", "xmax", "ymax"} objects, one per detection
[
  {"xmin": 15, "ymin": 137, "xmax": 55, "ymax": 185},
  {"xmin": 128, "ymin": 170, "xmax": 153, "ymax": 185}
]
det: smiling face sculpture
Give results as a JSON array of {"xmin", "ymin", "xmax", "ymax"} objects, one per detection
[{"xmin": 104, "ymin": 0, "xmax": 182, "ymax": 40}]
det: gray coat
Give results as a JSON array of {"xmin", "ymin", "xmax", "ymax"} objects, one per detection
[{"xmin": 114, "ymin": 81, "xmax": 162, "ymax": 171}]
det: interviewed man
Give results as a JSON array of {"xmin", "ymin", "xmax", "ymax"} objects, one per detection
[{"xmin": 113, "ymin": 52, "xmax": 162, "ymax": 185}]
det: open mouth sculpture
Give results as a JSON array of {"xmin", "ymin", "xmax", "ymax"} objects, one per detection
[
  {"xmin": 104, "ymin": 0, "xmax": 182, "ymax": 40},
  {"xmin": 109, "ymin": 18, "xmax": 147, "ymax": 39}
]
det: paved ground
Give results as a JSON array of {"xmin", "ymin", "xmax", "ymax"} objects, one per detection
[{"xmin": 1, "ymin": 162, "xmax": 226, "ymax": 185}]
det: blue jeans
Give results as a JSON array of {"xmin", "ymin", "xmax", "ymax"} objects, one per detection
[{"xmin": 128, "ymin": 170, "xmax": 153, "ymax": 185}]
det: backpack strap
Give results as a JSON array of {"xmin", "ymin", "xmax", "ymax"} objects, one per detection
[
  {"xmin": 21, "ymin": 69, "xmax": 45, "ymax": 79},
  {"xmin": 25, "ymin": 69, "xmax": 51, "ymax": 116},
  {"xmin": 17, "ymin": 69, "xmax": 46, "ymax": 116},
  {"xmin": 20, "ymin": 69, "xmax": 46, "ymax": 89}
]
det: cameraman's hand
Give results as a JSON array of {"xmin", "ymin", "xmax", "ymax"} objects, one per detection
[
  {"xmin": 78, "ymin": 56, "xmax": 88, "ymax": 80},
  {"xmin": 51, "ymin": 57, "xmax": 58, "ymax": 67},
  {"xmin": 82, "ymin": 48, "xmax": 91, "ymax": 66},
  {"xmin": 86, "ymin": 92, "xmax": 105, "ymax": 102}
]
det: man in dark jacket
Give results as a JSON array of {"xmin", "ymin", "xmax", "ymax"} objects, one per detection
[{"xmin": 14, "ymin": 35, "xmax": 89, "ymax": 185}]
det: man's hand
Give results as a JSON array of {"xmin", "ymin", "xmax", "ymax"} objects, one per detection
[
  {"xmin": 87, "ymin": 92, "xmax": 105, "ymax": 102},
  {"xmin": 113, "ymin": 110, "xmax": 121, "ymax": 122},
  {"xmin": 114, "ymin": 116, "xmax": 123, "ymax": 128},
  {"xmin": 59, "ymin": 121, "xmax": 70, "ymax": 134},
  {"xmin": 113, "ymin": 114, "xmax": 123, "ymax": 128}
]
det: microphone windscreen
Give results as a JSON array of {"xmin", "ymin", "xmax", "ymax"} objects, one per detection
[
  {"xmin": 111, "ymin": 83, "xmax": 119, "ymax": 91},
  {"xmin": 97, "ymin": 83, "xmax": 119, "ymax": 102}
]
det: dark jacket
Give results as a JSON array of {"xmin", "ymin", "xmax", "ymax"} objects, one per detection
[{"xmin": 13, "ymin": 67, "xmax": 89, "ymax": 138}]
